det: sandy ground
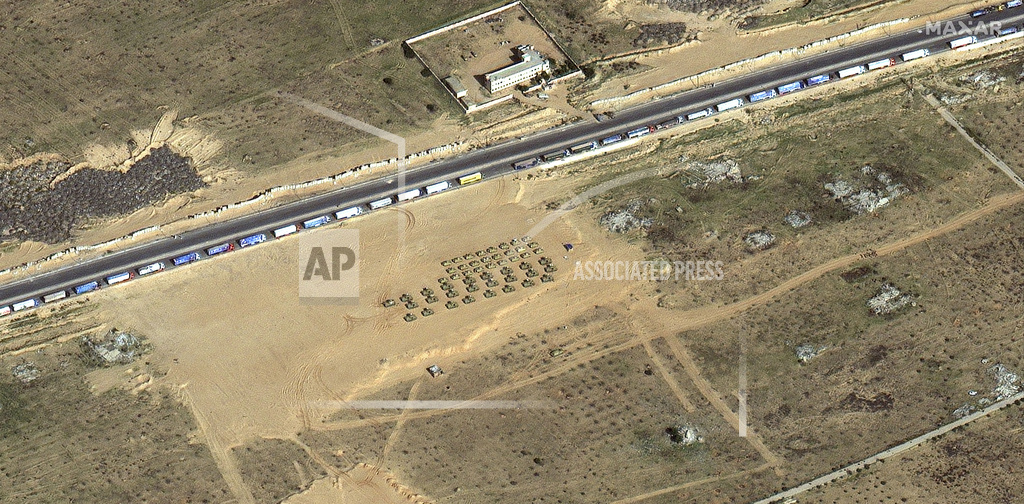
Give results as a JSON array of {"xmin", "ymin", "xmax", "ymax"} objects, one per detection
[
  {"xmin": 583, "ymin": 0, "xmax": 983, "ymax": 106},
  {"xmin": 3, "ymin": 7, "xmax": 1021, "ymax": 499},
  {"xmin": 86, "ymin": 168, "xmax": 644, "ymax": 502},
  {"xmin": 98, "ymin": 176, "xmax": 1024, "ymax": 503},
  {"xmin": 44, "ymin": 78, "xmax": 1024, "ymax": 500},
  {"xmin": 283, "ymin": 468, "xmax": 432, "ymax": 504}
]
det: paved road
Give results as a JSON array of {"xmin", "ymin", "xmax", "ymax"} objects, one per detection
[{"xmin": 3, "ymin": 6, "xmax": 1024, "ymax": 309}]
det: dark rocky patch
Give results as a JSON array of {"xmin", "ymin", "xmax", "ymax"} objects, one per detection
[{"xmin": 0, "ymin": 146, "xmax": 204, "ymax": 243}]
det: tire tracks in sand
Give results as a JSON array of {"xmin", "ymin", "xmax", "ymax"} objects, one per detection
[
  {"xmin": 289, "ymin": 315, "xmax": 362, "ymax": 430},
  {"xmin": 179, "ymin": 385, "xmax": 257, "ymax": 504},
  {"xmin": 309, "ymin": 191, "xmax": 1024, "ymax": 432}
]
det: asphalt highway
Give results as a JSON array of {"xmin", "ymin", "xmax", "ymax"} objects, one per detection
[{"xmin": 2, "ymin": 5, "xmax": 1024, "ymax": 310}]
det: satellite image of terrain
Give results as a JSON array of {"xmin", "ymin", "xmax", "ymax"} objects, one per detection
[{"xmin": 2, "ymin": 0, "xmax": 1024, "ymax": 502}]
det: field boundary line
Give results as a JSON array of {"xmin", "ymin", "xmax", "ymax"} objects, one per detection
[
  {"xmin": 922, "ymin": 93, "xmax": 1024, "ymax": 190},
  {"xmin": 179, "ymin": 386, "xmax": 256, "ymax": 504},
  {"xmin": 642, "ymin": 338, "xmax": 696, "ymax": 412},
  {"xmin": 753, "ymin": 391, "xmax": 1024, "ymax": 503},
  {"xmin": 661, "ymin": 333, "xmax": 785, "ymax": 474}
]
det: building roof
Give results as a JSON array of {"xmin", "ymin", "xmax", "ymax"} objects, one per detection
[
  {"xmin": 485, "ymin": 45, "xmax": 547, "ymax": 83},
  {"xmin": 444, "ymin": 76, "xmax": 468, "ymax": 96}
]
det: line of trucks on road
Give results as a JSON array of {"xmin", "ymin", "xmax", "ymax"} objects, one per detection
[
  {"xmin": 0, "ymin": 172, "xmax": 486, "ymax": 318},
  {"xmin": 2, "ymin": 4, "xmax": 1018, "ymax": 318},
  {"xmin": 511, "ymin": 4, "xmax": 1021, "ymax": 171}
]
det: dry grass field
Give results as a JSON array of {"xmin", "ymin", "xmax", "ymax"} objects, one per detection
[
  {"xmin": 939, "ymin": 52, "xmax": 1024, "ymax": 175},
  {"xmin": 740, "ymin": 0, "xmax": 903, "ymax": 30},
  {"xmin": 0, "ymin": 0, "xmax": 497, "ymax": 172},
  {"xmin": 574, "ymin": 75, "xmax": 1013, "ymax": 311},
  {"xmin": 0, "ymin": 305, "xmax": 230, "ymax": 502},
  {"xmin": 3, "ymin": 9, "xmax": 1024, "ymax": 504},
  {"xmin": 684, "ymin": 196, "xmax": 1024, "ymax": 491},
  {"xmin": 800, "ymin": 403, "xmax": 1024, "ymax": 503}
]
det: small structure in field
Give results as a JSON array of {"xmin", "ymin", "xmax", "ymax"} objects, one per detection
[
  {"xmin": 444, "ymin": 76, "xmax": 468, "ymax": 99},
  {"xmin": 81, "ymin": 329, "xmax": 145, "ymax": 366}
]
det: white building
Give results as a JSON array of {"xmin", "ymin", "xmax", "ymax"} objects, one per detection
[
  {"xmin": 444, "ymin": 76, "xmax": 468, "ymax": 98},
  {"xmin": 485, "ymin": 45, "xmax": 550, "ymax": 93}
]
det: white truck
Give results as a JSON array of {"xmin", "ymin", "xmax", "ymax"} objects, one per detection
[
  {"xmin": 685, "ymin": 108, "xmax": 713, "ymax": 121},
  {"xmin": 425, "ymin": 181, "xmax": 450, "ymax": 194},
  {"xmin": 302, "ymin": 215, "xmax": 330, "ymax": 229},
  {"xmin": 137, "ymin": 262, "xmax": 165, "ymax": 276},
  {"xmin": 335, "ymin": 206, "xmax": 363, "ymax": 220},
  {"xmin": 715, "ymin": 98, "xmax": 744, "ymax": 112},
  {"xmin": 273, "ymin": 224, "xmax": 299, "ymax": 238},
  {"xmin": 837, "ymin": 65, "xmax": 867, "ymax": 78},
  {"xmin": 367, "ymin": 197, "xmax": 394, "ymax": 210},
  {"xmin": 42, "ymin": 290, "xmax": 68, "ymax": 303},
  {"xmin": 396, "ymin": 188, "xmax": 422, "ymax": 202},
  {"xmin": 105, "ymin": 271, "xmax": 133, "ymax": 285},
  {"xmin": 866, "ymin": 58, "xmax": 895, "ymax": 71},
  {"xmin": 901, "ymin": 48, "xmax": 930, "ymax": 61},
  {"xmin": 949, "ymin": 36, "xmax": 978, "ymax": 49},
  {"xmin": 12, "ymin": 299, "xmax": 39, "ymax": 312},
  {"xmin": 0, "ymin": 305, "xmax": 11, "ymax": 317}
]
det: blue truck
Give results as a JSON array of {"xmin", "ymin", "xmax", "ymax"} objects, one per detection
[
  {"xmin": 173, "ymin": 252, "xmax": 201, "ymax": 266},
  {"xmin": 626, "ymin": 126, "xmax": 653, "ymax": 139},
  {"xmin": 206, "ymin": 243, "xmax": 234, "ymax": 256},
  {"xmin": 777, "ymin": 81, "xmax": 804, "ymax": 94},
  {"xmin": 302, "ymin": 215, "xmax": 331, "ymax": 229},
  {"xmin": 600, "ymin": 134, "xmax": 624, "ymax": 146},
  {"xmin": 806, "ymin": 74, "xmax": 831, "ymax": 86},
  {"xmin": 748, "ymin": 89, "xmax": 777, "ymax": 102},
  {"xmin": 238, "ymin": 233, "xmax": 267, "ymax": 248},
  {"xmin": 74, "ymin": 281, "xmax": 99, "ymax": 295}
]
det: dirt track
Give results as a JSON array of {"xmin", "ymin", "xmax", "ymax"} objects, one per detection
[
  {"xmin": 76, "ymin": 158, "xmax": 1023, "ymax": 503},
  {"xmin": 310, "ymin": 189, "xmax": 1024, "ymax": 453}
]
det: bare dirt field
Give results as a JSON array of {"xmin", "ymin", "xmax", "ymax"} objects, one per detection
[
  {"xmin": 4, "ymin": 5, "xmax": 1024, "ymax": 504},
  {"xmin": 8, "ymin": 50, "xmax": 1009, "ymax": 503},
  {"xmin": 75, "ymin": 169, "xmax": 653, "ymax": 502}
]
